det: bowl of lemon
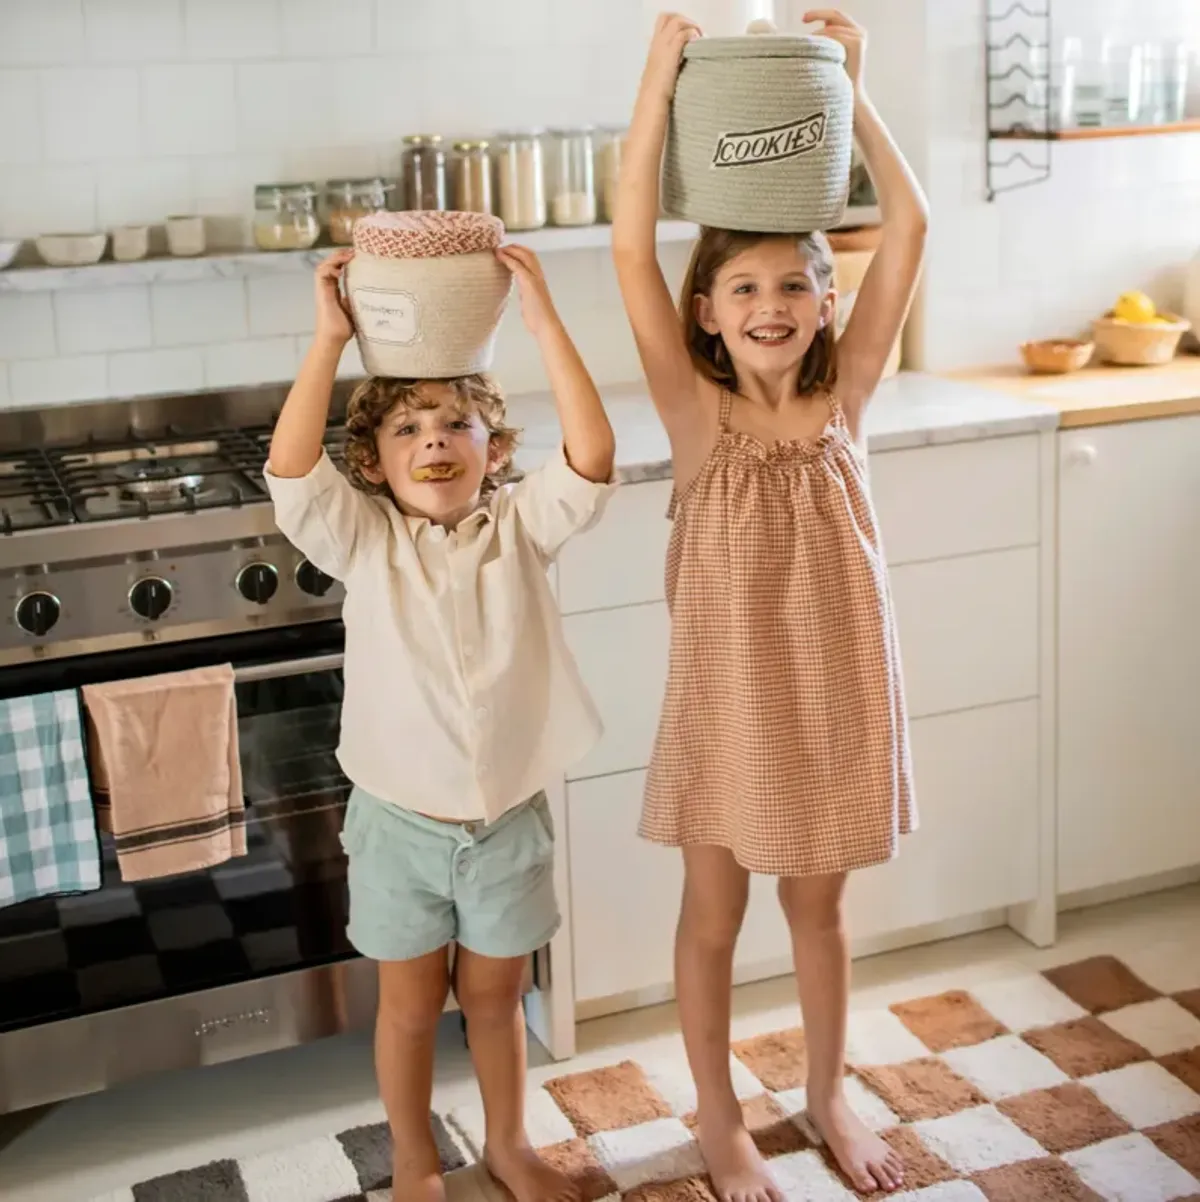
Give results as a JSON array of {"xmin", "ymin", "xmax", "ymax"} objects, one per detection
[{"xmin": 1092, "ymin": 291, "xmax": 1191, "ymax": 366}]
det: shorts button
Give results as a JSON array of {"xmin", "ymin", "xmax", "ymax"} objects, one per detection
[{"xmin": 463, "ymin": 822, "xmax": 476, "ymax": 835}]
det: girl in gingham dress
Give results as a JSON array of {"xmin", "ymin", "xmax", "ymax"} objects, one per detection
[{"xmin": 613, "ymin": 11, "xmax": 928, "ymax": 1199}]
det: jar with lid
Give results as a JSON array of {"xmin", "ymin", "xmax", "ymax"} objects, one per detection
[
  {"xmin": 400, "ymin": 134, "xmax": 447, "ymax": 210},
  {"xmin": 595, "ymin": 127, "xmax": 627, "ymax": 223},
  {"xmin": 324, "ymin": 177, "xmax": 389, "ymax": 245},
  {"xmin": 452, "ymin": 140, "xmax": 494, "ymax": 215},
  {"xmin": 495, "ymin": 131, "xmax": 547, "ymax": 231},
  {"xmin": 253, "ymin": 182, "xmax": 320, "ymax": 251},
  {"xmin": 548, "ymin": 128, "xmax": 597, "ymax": 227}
]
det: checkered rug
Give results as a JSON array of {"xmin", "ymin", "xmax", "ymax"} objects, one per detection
[{"xmin": 88, "ymin": 955, "xmax": 1200, "ymax": 1201}]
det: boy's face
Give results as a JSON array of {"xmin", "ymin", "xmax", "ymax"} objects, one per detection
[{"xmin": 362, "ymin": 383, "xmax": 503, "ymax": 527}]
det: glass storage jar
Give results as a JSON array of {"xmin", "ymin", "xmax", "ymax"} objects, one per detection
[
  {"xmin": 324, "ymin": 177, "xmax": 389, "ymax": 245},
  {"xmin": 453, "ymin": 140, "xmax": 494, "ymax": 214},
  {"xmin": 596, "ymin": 126, "xmax": 627, "ymax": 223},
  {"xmin": 400, "ymin": 134, "xmax": 447, "ymax": 210},
  {"xmin": 253, "ymin": 182, "xmax": 320, "ymax": 251},
  {"xmin": 548, "ymin": 127, "xmax": 597, "ymax": 226},
  {"xmin": 495, "ymin": 131, "xmax": 547, "ymax": 231}
]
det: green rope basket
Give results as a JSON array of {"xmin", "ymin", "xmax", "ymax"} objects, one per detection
[{"xmin": 663, "ymin": 32, "xmax": 854, "ymax": 233}]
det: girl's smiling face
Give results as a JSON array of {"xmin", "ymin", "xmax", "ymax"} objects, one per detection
[{"xmin": 694, "ymin": 236, "xmax": 836, "ymax": 378}]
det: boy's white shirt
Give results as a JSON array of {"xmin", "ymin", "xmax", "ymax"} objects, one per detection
[{"xmin": 265, "ymin": 447, "xmax": 616, "ymax": 823}]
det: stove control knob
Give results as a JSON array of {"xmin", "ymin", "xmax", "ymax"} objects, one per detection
[
  {"xmin": 295, "ymin": 560, "xmax": 335, "ymax": 598},
  {"xmin": 129, "ymin": 576, "xmax": 173, "ymax": 621},
  {"xmin": 15, "ymin": 591, "xmax": 61, "ymax": 637},
  {"xmin": 237, "ymin": 562, "xmax": 279, "ymax": 605}
]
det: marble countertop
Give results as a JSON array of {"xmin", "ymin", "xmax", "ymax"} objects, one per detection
[{"xmin": 506, "ymin": 373, "xmax": 1061, "ymax": 482}]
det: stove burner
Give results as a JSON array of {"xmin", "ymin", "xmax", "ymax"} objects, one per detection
[{"xmin": 113, "ymin": 459, "xmax": 208, "ymax": 498}]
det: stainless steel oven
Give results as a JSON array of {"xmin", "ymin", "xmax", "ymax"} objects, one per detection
[{"xmin": 0, "ymin": 386, "xmax": 542, "ymax": 1116}]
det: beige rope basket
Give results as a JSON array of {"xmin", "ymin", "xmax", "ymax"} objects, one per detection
[
  {"xmin": 345, "ymin": 211, "xmax": 512, "ymax": 378},
  {"xmin": 663, "ymin": 30, "xmax": 854, "ymax": 233}
]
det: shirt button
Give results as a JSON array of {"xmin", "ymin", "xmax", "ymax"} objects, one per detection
[
  {"xmin": 479, "ymin": 762, "xmax": 490, "ymax": 773},
  {"xmin": 475, "ymin": 705, "xmax": 488, "ymax": 719},
  {"xmin": 463, "ymin": 645, "xmax": 474, "ymax": 658}
]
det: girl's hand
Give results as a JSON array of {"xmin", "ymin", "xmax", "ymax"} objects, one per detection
[
  {"xmin": 497, "ymin": 244, "xmax": 560, "ymax": 338},
  {"xmin": 314, "ymin": 249, "xmax": 355, "ymax": 348},
  {"xmin": 640, "ymin": 12, "xmax": 702, "ymax": 103},
  {"xmin": 804, "ymin": 9, "xmax": 866, "ymax": 93}
]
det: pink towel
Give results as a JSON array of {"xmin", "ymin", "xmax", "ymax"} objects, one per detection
[{"xmin": 82, "ymin": 664, "xmax": 245, "ymax": 882}]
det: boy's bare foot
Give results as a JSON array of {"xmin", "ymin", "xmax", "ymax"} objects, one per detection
[
  {"xmin": 696, "ymin": 1116, "xmax": 783, "ymax": 1202},
  {"xmin": 808, "ymin": 1094, "xmax": 904, "ymax": 1193},
  {"xmin": 391, "ymin": 1166, "xmax": 447, "ymax": 1202},
  {"xmin": 485, "ymin": 1139, "xmax": 580, "ymax": 1202}
]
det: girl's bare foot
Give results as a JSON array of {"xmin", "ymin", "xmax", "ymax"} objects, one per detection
[
  {"xmin": 485, "ymin": 1140, "xmax": 580, "ymax": 1202},
  {"xmin": 808, "ymin": 1094, "xmax": 903, "ymax": 1193},
  {"xmin": 696, "ymin": 1115, "xmax": 783, "ymax": 1202}
]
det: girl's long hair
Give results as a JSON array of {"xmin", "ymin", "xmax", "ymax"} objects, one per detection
[{"xmin": 679, "ymin": 228, "xmax": 837, "ymax": 395}]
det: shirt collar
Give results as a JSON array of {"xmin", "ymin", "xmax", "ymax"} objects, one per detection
[{"xmin": 403, "ymin": 505, "xmax": 493, "ymax": 539}]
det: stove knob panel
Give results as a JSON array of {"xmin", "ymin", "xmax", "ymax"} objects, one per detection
[
  {"xmin": 237, "ymin": 562, "xmax": 279, "ymax": 605},
  {"xmin": 15, "ymin": 591, "xmax": 61, "ymax": 637},
  {"xmin": 129, "ymin": 576, "xmax": 173, "ymax": 621},
  {"xmin": 295, "ymin": 560, "xmax": 335, "ymax": 598}
]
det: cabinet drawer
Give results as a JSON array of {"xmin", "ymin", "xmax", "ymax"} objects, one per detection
[
  {"xmin": 891, "ymin": 546, "xmax": 1039, "ymax": 718},
  {"xmin": 563, "ymin": 601, "xmax": 670, "ymax": 780},
  {"xmin": 848, "ymin": 699, "xmax": 1041, "ymax": 939},
  {"xmin": 568, "ymin": 770, "xmax": 683, "ymax": 1006},
  {"xmin": 871, "ymin": 434, "xmax": 1040, "ymax": 565},
  {"xmin": 557, "ymin": 480, "xmax": 672, "ymax": 614}
]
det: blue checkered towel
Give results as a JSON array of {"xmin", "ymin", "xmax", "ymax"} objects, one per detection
[{"xmin": 0, "ymin": 689, "xmax": 100, "ymax": 908}]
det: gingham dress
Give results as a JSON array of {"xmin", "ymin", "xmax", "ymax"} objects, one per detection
[{"xmin": 640, "ymin": 388, "xmax": 916, "ymax": 876}]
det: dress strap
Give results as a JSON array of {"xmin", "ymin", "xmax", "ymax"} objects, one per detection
[
  {"xmin": 825, "ymin": 387, "xmax": 844, "ymax": 424},
  {"xmin": 717, "ymin": 388, "xmax": 734, "ymax": 432}
]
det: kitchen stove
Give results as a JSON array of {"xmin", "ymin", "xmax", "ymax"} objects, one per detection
[{"xmin": 0, "ymin": 386, "xmax": 352, "ymax": 667}]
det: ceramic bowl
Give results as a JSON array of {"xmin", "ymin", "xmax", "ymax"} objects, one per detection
[
  {"xmin": 35, "ymin": 232, "xmax": 107, "ymax": 267},
  {"xmin": 0, "ymin": 239, "xmax": 19, "ymax": 270}
]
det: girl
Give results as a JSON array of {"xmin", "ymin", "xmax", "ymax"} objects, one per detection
[{"xmin": 613, "ymin": 10, "xmax": 927, "ymax": 1199}]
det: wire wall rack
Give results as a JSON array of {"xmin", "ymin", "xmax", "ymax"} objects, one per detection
[{"xmin": 985, "ymin": 0, "xmax": 1053, "ymax": 199}]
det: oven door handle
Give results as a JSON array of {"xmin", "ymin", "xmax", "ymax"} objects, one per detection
[{"xmin": 235, "ymin": 652, "xmax": 345, "ymax": 683}]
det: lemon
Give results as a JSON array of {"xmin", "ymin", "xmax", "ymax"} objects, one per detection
[{"xmin": 1113, "ymin": 291, "xmax": 1157, "ymax": 323}]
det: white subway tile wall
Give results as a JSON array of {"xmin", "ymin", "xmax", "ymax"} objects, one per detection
[{"xmin": 0, "ymin": 0, "xmax": 1197, "ymax": 404}]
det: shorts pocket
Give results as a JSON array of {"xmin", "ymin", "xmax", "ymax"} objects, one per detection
[
  {"xmin": 338, "ymin": 789, "xmax": 372, "ymax": 858},
  {"xmin": 527, "ymin": 792, "xmax": 554, "ymax": 850}
]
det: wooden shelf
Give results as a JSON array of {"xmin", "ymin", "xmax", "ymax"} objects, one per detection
[{"xmin": 991, "ymin": 118, "xmax": 1200, "ymax": 141}]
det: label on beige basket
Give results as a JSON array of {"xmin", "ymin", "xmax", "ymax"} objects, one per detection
[
  {"xmin": 351, "ymin": 287, "xmax": 420, "ymax": 345},
  {"xmin": 711, "ymin": 112, "xmax": 827, "ymax": 168}
]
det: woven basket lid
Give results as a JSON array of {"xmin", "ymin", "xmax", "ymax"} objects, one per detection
[
  {"xmin": 353, "ymin": 210, "xmax": 504, "ymax": 260},
  {"xmin": 682, "ymin": 33, "xmax": 845, "ymax": 64}
]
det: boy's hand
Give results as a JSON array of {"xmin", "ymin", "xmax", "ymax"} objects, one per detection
[
  {"xmin": 804, "ymin": 9, "xmax": 866, "ymax": 93},
  {"xmin": 640, "ymin": 12, "xmax": 702, "ymax": 104},
  {"xmin": 314, "ymin": 249, "xmax": 355, "ymax": 349},
  {"xmin": 496, "ymin": 245, "xmax": 560, "ymax": 339}
]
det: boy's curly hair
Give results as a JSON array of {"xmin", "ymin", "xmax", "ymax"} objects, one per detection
[{"xmin": 342, "ymin": 374, "xmax": 520, "ymax": 500}]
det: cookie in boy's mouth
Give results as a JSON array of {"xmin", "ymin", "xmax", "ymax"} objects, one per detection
[{"xmin": 411, "ymin": 463, "xmax": 466, "ymax": 482}]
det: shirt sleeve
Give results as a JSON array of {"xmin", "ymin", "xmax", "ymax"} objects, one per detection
[
  {"xmin": 506, "ymin": 445, "xmax": 617, "ymax": 560},
  {"xmin": 263, "ymin": 451, "xmax": 384, "ymax": 581}
]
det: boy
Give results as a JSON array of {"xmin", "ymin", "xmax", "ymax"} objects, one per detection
[{"xmin": 266, "ymin": 243, "xmax": 615, "ymax": 1202}]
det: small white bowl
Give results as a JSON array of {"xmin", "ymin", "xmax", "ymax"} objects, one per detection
[
  {"xmin": 36, "ymin": 232, "xmax": 107, "ymax": 267},
  {"xmin": 0, "ymin": 239, "xmax": 19, "ymax": 270},
  {"xmin": 111, "ymin": 225, "xmax": 150, "ymax": 262}
]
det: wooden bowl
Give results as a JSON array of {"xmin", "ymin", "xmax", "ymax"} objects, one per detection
[
  {"xmin": 1091, "ymin": 312, "xmax": 1191, "ymax": 366},
  {"xmin": 1020, "ymin": 338, "xmax": 1094, "ymax": 374}
]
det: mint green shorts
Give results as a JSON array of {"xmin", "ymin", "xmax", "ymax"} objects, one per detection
[{"xmin": 338, "ymin": 786, "xmax": 559, "ymax": 962}]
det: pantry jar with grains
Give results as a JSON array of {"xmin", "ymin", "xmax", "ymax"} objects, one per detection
[
  {"xmin": 453, "ymin": 141, "xmax": 494, "ymax": 215},
  {"xmin": 549, "ymin": 127, "xmax": 597, "ymax": 227},
  {"xmin": 401, "ymin": 135, "xmax": 447, "ymax": 211},
  {"xmin": 596, "ymin": 126, "xmax": 627, "ymax": 223},
  {"xmin": 325, "ymin": 177, "xmax": 388, "ymax": 245},
  {"xmin": 495, "ymin": 131, "xmax": 547, "ymax": 231},
  {"xmin": 254, "ymin": 183, "xmax": 321, "ymax": 251}
]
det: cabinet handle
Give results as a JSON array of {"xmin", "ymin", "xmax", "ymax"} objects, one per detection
[{"xmin": 1064, "ymin": 444, "xmax": 1097, "ymax": 467}]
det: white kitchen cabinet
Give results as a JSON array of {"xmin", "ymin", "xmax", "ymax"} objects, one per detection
[
  {"xmin": 564, "ymin": 601, "xmax": 670, "ymax": 780},
  {"xmin": 848, "ymin": 699, "xmax": 1041, "ymax": 938},
  {"xmin": 1057, "ymin": 416, "xmax": 1200, "ymax": 895},
  {"xmin": 891, "ymin": 547, "xmax": 1040, "ymax": 719},
  {"xmin": 567, "ymin": 770, "xmax": 683, "ymax": 1006}
]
